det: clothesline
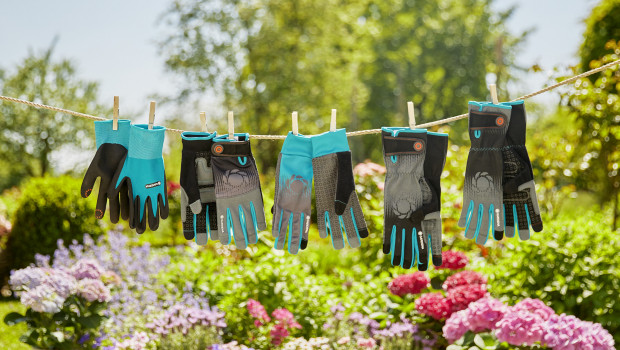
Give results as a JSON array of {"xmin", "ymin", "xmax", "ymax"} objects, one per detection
[{"xmin": 1, "ymin": 59, "xmax": 619, "ymax": 140}]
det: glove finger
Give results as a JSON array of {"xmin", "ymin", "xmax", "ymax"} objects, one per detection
[
  {"xmin": 341, "ymin": 203, "xmax": 363, "ymax": 249},
  {"xmin": 134, "ymin": 196, "xmax": 147, "ymax": 234},
  {"xmin": 505, "ymin": 225, "xmax": 516, "ymax": 239},
  {"xmin": 462, "ymin": 201, "xmax": 477, "ymax": 240},
  {"xmin": 246, "ymin": 189, "xmax": 267, "ymax": 231},
  {"xmin": 230, "ymin": 207, "xmax": 248, "ymax": 250},
  {"xmin": 183, "ymin": 205, "xmax": 196, "ymax": 240},
  {"xmin": 80, "ymin": 165, "xmax": 99, "ymax": 198},
  {"xmin": 195, "ymin": 204, "xmax": 210, "ymax": 245},
  {"xmin": 300, "ymin": 212, "xmax": 310, "ymax": 250},
  {"xmin": 526, "ymin": 199, "xmax": 543, "ymax": 233},
  {"xmin": 158, "ymin": 191, "xmax": 169, "ymax": 220},
  {"xmin": 94, "ymin": 185, "xmax": 108, "ymax": 220},
  {"xmin": 119, "ymin": 182, "xmax": 130, "ymax": 221},
  {"xmin": 207, "ymin": 202, "xmax": 218, "ymax": 240},
  {"xmin": 146, "ymin": 197, "xmax": 160, "ymax": 232},
  {"xmin": 108, "ymin": 191, "xmax": 121, "ymax": 224},
  {"xmin": 401, "ymin": 229, "xmax": 414, "ymax": 269},
  {"xmin": 504, "ymin": 203, "xmax": 516, "ymax": 238},
  {"xmin": 326, "ymin": 211, "xmax": 345, "ymax": 250},
  {"xmin": 475, "ymin": 207, "xmax": 490, "ymax": 246},
  {"xmin": 491, "ymin": 202, "xmax": 504, "ymax": 239},
  {"xmin": 417, "ymin": 229, "xmax": 429, "ymax": 271},
  {"xmin": 242, "ymin": 203, "xmax": 259, "ymax": 246},
  {"xmin": 317, "ymin": 210, "xmax": 328, "ymax": 239},
  {"xmin": 422, "ymin": 213, "xmax": 443, "ymax": 267},
  {"xmin": 274, "ymin": 210, "xmax": 291, "ymax": 250},
  {"xmin": 288, "ymin": 212, "xmax": 302, "ymax": 255},
  {"xmin": 334, "ymin": 151, "xmax": 355, "ymax": 215},
  {"xmin": 391, "ymin": 227, "xmax": 404, "ymax": 267}
]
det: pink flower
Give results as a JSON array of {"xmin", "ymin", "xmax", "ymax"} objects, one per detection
[
  {"xmin": 247, "ymin": 299, "xmax": 270, "ymax": 326},
  {"xmin": 438, "ymin": 251, "xmax": 469, "ymax": 270},
  {"xmin": 388, "ymin": 272, "xmax": 430, "ymax": 296},
  {"xmin": 270, "ymin": 323, "xmax": 289, "ymax": 346},
  {"xmin": 337, "ymin": 336, "xmax": 350, "ymax": 345},
  {"xmin": 467, "ymin": 297, "xmax": 508, "ymax": 332},
  {"xmin": 356, "ymin": 338, "xmax": 377, "ymax": 348},
  {"xmin": 353, "ymin": 161, "xmax": 386, "ymax": 177},
  {"xmin": 415, "ymin": 292, "xmax": 452, "ymax": 320},
  {"xmin": 272, "ymin": 308, "xmax": 301, "ymax": 329},
  {"xmin": 442, "ymin": 270, "xmax": 487, "ymax": 291},
  {"xmin": 443, "ymin": 309, "xmax": 470, "ymax": 344},
  {"xmin": 495, "ymin": 309, "xmax": 545, "ymax": 346},
  {"xmin": 77, "ymin": 278, "xmax": 111, "ymax": 302},
  {"xmin": 513, "ymin": 298, "xmax": 555, "ymax": 321},
  {"xmin": 446, "ymin": 284, "xmax": 488, "ymax": 312}
]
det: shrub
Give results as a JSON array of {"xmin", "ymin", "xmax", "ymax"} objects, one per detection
[
  {"xmin": 1, "ymin": 176, "xmax": 103, "ymax": 282},
  {"xmin": 473, "ymin": 212, "xmax": 620, "ymax": 344}
]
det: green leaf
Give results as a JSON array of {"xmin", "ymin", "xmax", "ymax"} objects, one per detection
[
  {"xmin": 368, "ymin": 311, "xmax": 388, "ymax": 320},
  {"xmin": 3, "ymin": 312, "xmax": 28, "ymax": 325},
  {"xmin": 474, "ymin": 335, "xmax": 487, "ymax": 348},
  {"xmin": 447, "ymin": 345, "xmax": 465, "ymax": 350},
  {"xmin": 77, "ymin": 315, "xmax": 104, "ymax": 329}
]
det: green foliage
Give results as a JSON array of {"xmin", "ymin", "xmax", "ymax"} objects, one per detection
[
  {"xmin": 4, "ymin": 176, "xmax": 103, "ymax": 275},
  {"xmin": 158, "ymin": 327, "xmax": 220, "ymax": 349},
  {"xmin": 0, "ymin": 40, "xmax": 108, "ymax": 190},
  {"xmin": 0, "ymin": 300, "xmax": 29, "ymax": 350},
  {"xmin": 160, "ymin": 0, "xmax": 522, "ymax": 167},
  {"xmin": 580, "ymin": 0, "xmax": 620, "ymax": 76},
  {"xmin": 447, "ymin": 332, "xmax": 532, "ymax": 350},
  {"xmin": 473, "ymin": 213, "xmax": 620, "ymax": 344}
]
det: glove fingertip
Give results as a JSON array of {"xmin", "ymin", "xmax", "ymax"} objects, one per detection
[
  {"xmin": 334, "ymin": 201, "xmax": 346, "ymax": 216},
  {"xmin": 532, "ymin": 221, "xmax": 543, "ymax": 232},
  {"xmin": 300, "ymin": 239, "xmax": 308, "ymax": 250},
  {"xmin": 358, "ymin": 228, "xmax": 369, "ymax": 239},
  {"xmin": 432, "ymin": 255, "xmax": 442, "ymax": 267},
  {"xmin": 417, "ymin": 263, "xmax": 428, "ymax": 272},
  {"xmin": 493, "ymin": 230, "xmax": 504, "ymax": 241}
]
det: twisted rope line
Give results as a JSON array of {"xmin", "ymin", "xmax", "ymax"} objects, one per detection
[{"xmin": 1, "ymin": 58, "xmax": 619, "ymax": 140}]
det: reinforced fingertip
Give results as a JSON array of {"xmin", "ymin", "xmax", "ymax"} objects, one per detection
[
  {"xmin": 417, "ymin": 262, "xmax": 429, "ymax": 271},
  {"xmin": 493, "ymin": 230, "xmax": 504, "ymax": 241},
  {"xmin": 358, "ymin": 228, "xmax": 369, "ymax": 239},
  {"xmin": 334, "ymin": 201, "xmax": 347, "ymax": 216},
  {"xmin": 532, "ymin": 221, "xmax": 543, "ymax": 232},
  {"xmin": 300, "ymin": 239, "xmax": 308, "ymax": 250},
  {"xmin": 432, "ymin": 255, "xmax": 442, "ymax": 267}
]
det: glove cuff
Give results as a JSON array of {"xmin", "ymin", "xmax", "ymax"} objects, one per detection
[
  {"xmin": 311, "ymin": 129, "xmax": 349, "ymax": 158},
  {"xmin": 128, "ymin": 124, "xmax": 166, "ymax": 159},
  {"xmin": 94, "ymin": 120, "xmax": 131, "ymax": 148},
  {"xmin": 282, "ymin": 132, "xmax": 312, "ymax": 157},
  {"xmin": 212, "ymin": 133, "xmax": 252, "ymax": 156},
  {"xmin": 381, "ymin": 127, "xmax": 427, "ymax": 156},
  {"xmin": 181, "ymin": 132, "xmax": 216, "ymax": 152}
]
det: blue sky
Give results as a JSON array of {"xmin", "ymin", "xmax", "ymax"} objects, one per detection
[{"xmin": 0, "ymin": 0, "xmax": 600, "ymax": 126}]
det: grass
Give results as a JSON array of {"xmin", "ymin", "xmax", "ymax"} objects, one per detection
[{"xmin": 0, "ymin": 299, "xmax": 29, "ymax": 350}]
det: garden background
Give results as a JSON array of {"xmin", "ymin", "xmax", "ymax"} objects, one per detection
[{"xmin": 0, "ymin": 0, "xmax": 618, "ymax": 349}]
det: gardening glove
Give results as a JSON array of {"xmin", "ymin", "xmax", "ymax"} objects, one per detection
[
  {"xmin": 272, "ymin": 132, "xmax": 313, "ymax": 254},
  {"xmin": 458, "ymin": 102, "xmax": 510, "ymax": 245},
  {"xmin": 381, "ymin": 127, "xmax": 428, "ymax": 269},
  {"xmin": 180, "ymin": 131, "xmax": 218, "ymax": 245},
  {"xmin": 312, "ymin": 129, "xmax": 368, "ymax": 250},
  {"xmin": 500, "ymin": 101, "xmax": 543, "ymax": 239},
  {"xmin": 211, "ymin": 133, "xmax": 266, "ymax": 249},
  {"xmin": 418, "ymin": 131, "xmax": 449, "ymax": 271},
  {"xmin": 81, "ymin": 119, "xmax": 131, "ymax": 223},
  {"xmin": 110, "ymin": 124, "xmax": 169, "ymax": 234}
]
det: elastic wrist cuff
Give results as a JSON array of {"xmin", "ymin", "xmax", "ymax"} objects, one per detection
[
  {"xmin": 311, "ymin": 129, "xmax": 349, "ymax": 158},
  {"xmin": 94, "ymin": 120, "xmax": 131, "ymax": 148},
  {"xmin": 128, "ymin": 124, "xmax": 166, "ymax": 159},
  {"xmin": 282, "ymin": 132, "xmax": 312, "ymax": 157}
]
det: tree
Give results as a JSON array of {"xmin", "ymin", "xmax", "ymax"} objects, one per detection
[
  {"xmin": 0, "ymin": 41, "xmax": 107, "ymax": 190},
  {"xmin": 579, "ymin": 0, "xmax": 620, "ymax": 76},
  {"xmin": 160, "ymin": 0, "xmax": 522, "ymax": 168}
]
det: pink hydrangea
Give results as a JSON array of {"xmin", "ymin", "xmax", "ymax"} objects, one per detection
[
  {"xmin": 495, "ymin": 309, "xmax": 545, "ymax": 346},
  {"xmin": 388, "ymin": 272, "xmax": 430, "ymax": 296},
  {"xmin": 77, "ymin": 278, "xmax": 111, "ymax": 302},
  {"xmin": 70, "ymin": 258, "xmax": 104, "ymax": 280},
  {"xmin": 513, "ymin": 298, "xmax": 555, "ymax": 321},
  {"xmin": 438, "ymin": 250, "xmax": 469, "ymax": 270},
  {"xmin": 443, "ymin": 309, "xmax": 470, "ymax": 344},
  {"xmin": 415, "ymin": 292, "xmax": 452, "ymax": 320},
  {"xmin": 543, "ymin": 314, "xmax": 615, "ymax": 350},
  {"xmin": 442, "ymin": 270, "xmax": 487, "ymax": 291},
  {"xmin": 446, "ymin": 284, "xmax": 488, "ymax": 312},
  {"xmin": 270, "ymin": 323, "xmax": 289, "ymax": 346},
  {"xmin": 353, "ymin": 161, "xmax": 386, "ymax": 177},
  {"xmin": 247, "ymin": 299, "xmax": 271, "ymax": 326},
  {"xmin": 466, "ymin": 297, "xmax": 508, "ymax": 332}
]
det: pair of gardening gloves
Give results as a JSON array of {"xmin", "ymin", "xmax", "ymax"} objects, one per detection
[
  {"xmin": 381, "ymin": 128, "xmax": 449, "ymax": 271},
  {"xmin": 458, "ymin": 101, "xmax": 543, "ymax": 245},
  {"xmin": 178, "ymin": 132, "xmax": 266, "ymax": 247},
  {"xmin": 82, "ymin": 120, "xmax": 168, "ymax": 234},
  {"xmin": 272, "ymin": 129, "xmax": 369, "ymax": 255}
]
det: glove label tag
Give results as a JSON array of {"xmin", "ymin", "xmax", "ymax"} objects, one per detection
[{"xmin": 145, "ymin": 181, "xmax": 161, "ymax": 189}]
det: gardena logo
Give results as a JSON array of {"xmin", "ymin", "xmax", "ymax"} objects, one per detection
[
  {"xmin": 417, "ymin": 231, "xmax": 424, "ymax": 249},
  {"xmin": 220, "ymin": 215, "xmax": 225, "ymax": 234},
  {"xmin": 145, "ymin": 181, "xmax": 161, "ymax": 189},
  {"xmin": 495, "ymin": 208, "xmax": 501, "ymax": 226}
]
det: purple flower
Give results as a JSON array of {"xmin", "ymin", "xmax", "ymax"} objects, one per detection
[
  {"xmin": 9, "ymin": 266, "xmax": 78, "ymax": 313},
  {"xmin": 512, "ymin": 298, "xmax": 555, "ymax": 321},
  {"xmin": 543, "ymin": 314, "xmax": 615, "ymax": 350},
  {"xmin": 495, "ymin": 309, "xmax": 545, "ymax": 345},
  {"xmin": 21, "ymin": 285, "xmax": 65, "ymax": 313},
  {"xmin": 443, "ymin": 309, "xmax": 470, "ymax": 344},
  {"xmin": 77, "ymin": 279, "xmax": 111, "ymax": 302},
  {"xmin": 466, "ymin": 297, "xmax": 508, "ymax": 332},
  {"xmin": 70, "ymin": 258, "xmax": 105, "ymax": 280}
]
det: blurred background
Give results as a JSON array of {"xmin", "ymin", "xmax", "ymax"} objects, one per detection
[{"xmin": 0, "ymin": 0, "xmax": 618, "ymax": 349}]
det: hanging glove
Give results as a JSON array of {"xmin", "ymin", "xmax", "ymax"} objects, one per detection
[
  {"xmin": 458, "ymin": 102, "xmax": 511, "ymax": 245},
  {"xmin": 312, "ymin": 129, "xmax": 368, "ymax": 250},
  {"xmin": 500, "ymin": 101, "xmax": 543, "ymax": 239},
  {"xmin": 210, "ymin": 133, "xmax": 266, "ymax": 249},
  {"xmin": 272, "ymin": 132, "xmax": 313, "ymax": 254},
  {"xmin": 418, "ymin": 131, "xmax": 449, "ymax": 271},
  {"xmin": 110, "ymin": 124, "xmax": 169, "ymax": 234},
  {"xmin": 381, "ymin": 128, "xmax": 428, "ymax": 268},
  {"xmin": 81, "ymin": 120, "xmax": 132, "ymax": 223},
  {"xmin": 180, "ymin": 132, "xmax": 218, "ymax": 245}
]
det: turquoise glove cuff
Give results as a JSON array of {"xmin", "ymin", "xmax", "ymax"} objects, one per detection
[
  {"xmin": 311, "ymin": 129, "xmax": 349, "ymax": 157},
  {"xmin": 282, "ymin": 132, "xmax": 312, "ymax": 157},
  {"xmin": 94, "ymin": 120, "xmax": 131, "ymax": 148},
  {"xmin": 128, "ymin": 124, "xmax": 166, "ymax": 159}
]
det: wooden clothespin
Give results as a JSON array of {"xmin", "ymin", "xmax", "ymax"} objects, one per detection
[
  {"xmin": 292, "ymin": 111, "xmax": 299, "ymax": 135},
  {"xmin": 148, "ymin": 101, "xmax": 156, "ymax": 130},
  {"xmin": 113, "ymin": 96, "xmax": 119, "ymax": 131},
  {"xmin": 489, "ymin": 84, "xmax": 499, "ymax": 104},
  {"xmin": 407, "ymin": 101, "xmax": 416, "ymax": 129},
  {"xmin": 330, "ymin": 109, "xmax": 337, "ymax": 132},
  {"xmin": 200, "ymin": 111, "xmax": 209, "ymax": 132},
  {"xmin": 228, "ymin": 111, "xmax": 234, "ymax": 140}
]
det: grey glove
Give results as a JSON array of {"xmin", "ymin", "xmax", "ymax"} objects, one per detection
[{"xmin": 211, "ymin": 133, "xmax": 266, "ymax": 249}]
